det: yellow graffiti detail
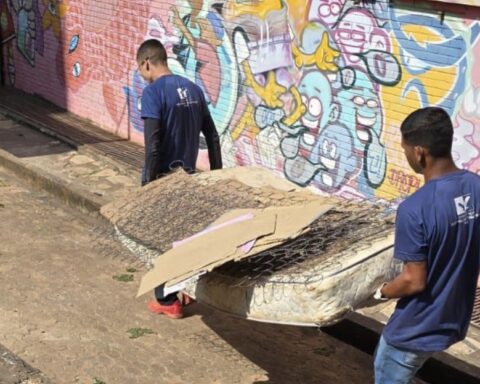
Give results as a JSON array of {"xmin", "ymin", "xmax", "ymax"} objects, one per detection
[
  {"xmin": 284, "ymin": 0, "xmax": 310, "ymax": 36},
  {"xmin": 225, "ymin": 0, "xmax": 283, "ymax": 19},
  {"xmin": 282, "ymin": 86, "xmax": 306, "ymax": 126},
  {"xmin": 231, "ymin": 103, "xmax": 257, "ymax": 141},
  {"xmin": 293, "ymin": 33, "xmax": 340, "ymax": 72},
  {"xmin": 242, "ymin": 61, "xmax": 286, "ymax": 109},
  {"xmin": 401, "ymin": 24, "xmax": 444, "ymax": 45},
  {"xmin": 42, "ymin": 0, "xmax": 68, "ymax": 38},
  {"xmin": 170, "ymin": 6, "xmax": 223, "ymax": 48}
]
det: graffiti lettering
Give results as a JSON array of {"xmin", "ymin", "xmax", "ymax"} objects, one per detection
[{"xmin": 388, "ymin": 169, "xmax": 421, "ymax": 195}]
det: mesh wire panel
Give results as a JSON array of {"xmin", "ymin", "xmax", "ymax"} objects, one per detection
[
  {"xmin": 215, "ymin": 203, "xmax": 395, "ymax": 287},
  {"xmin": 104, "ymin": 171, "xmax": 328, "ymax": 254},
  {"xmin": 103, "ymin": 170, "xmax": 395, "ymax": 287},
  {"xmin": 472, "ymin": 288, "xmax": 480, "ymax": 328}
]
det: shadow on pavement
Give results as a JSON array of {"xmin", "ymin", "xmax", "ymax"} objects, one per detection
[{"xmin": 188, "ymin": 303, "xmax": 375, "ymax": 384}]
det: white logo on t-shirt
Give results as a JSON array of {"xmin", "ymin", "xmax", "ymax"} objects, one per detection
[
  {"xmin": 454, "ymin": 194, "xmax": 471, "ymax": 216},
  {"xmin": 176, "ymin": 87, "xmax": 198, "ymax": 107},
  {"xmin": 177, "ymin": 87, "xmax": 189, "ymax": 100}
]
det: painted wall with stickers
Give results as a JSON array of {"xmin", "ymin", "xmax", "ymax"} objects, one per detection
[{"xmin": 2, "ymin": 0, "xmax": 480, "ymax": 202}]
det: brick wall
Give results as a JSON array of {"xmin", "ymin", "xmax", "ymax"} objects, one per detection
[{"xmin": 2, "ymin": 0, "xmax": 480, "ymax": 202}]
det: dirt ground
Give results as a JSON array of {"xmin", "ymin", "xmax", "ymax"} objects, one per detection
[{"xmin": 0, "ymin": 164, "xmax": 406, "ymax": 384}]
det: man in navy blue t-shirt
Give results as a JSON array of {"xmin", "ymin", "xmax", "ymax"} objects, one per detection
[
  {"xmin": 136, "ymin": 39, "xmax": 222, "ymax": 319},
  {"xmin": 373, "ymin": 107, "xmax": 480, "ymax": 383}
]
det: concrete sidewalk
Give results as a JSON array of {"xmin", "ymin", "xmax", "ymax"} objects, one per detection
[{"xmin": 0, "ymin": 90, "xmax": 479, "ymax": 383}]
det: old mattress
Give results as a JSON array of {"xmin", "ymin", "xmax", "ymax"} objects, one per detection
[{"xmin": 101, "ymin": 167, "xmax": 399, "ymax": 326}]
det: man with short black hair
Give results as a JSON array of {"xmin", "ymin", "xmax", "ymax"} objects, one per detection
[
  {"xmin": 136, "ymin": 39, "xmax": 222, "ymax": 319},
  {"xmin": 373, "ymin": 107, "xmax": 480, "ymax": 383}
]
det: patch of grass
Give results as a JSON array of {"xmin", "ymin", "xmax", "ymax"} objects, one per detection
[
  {"xmin": 127, "ymin": 327, "xmax": 156, "ymax": 339},
  {"xmin": 126, "ymin": 267, "xmax": 138, "ymax": 273},
  {"xmin": 93, "ymin": 378, "xmax": 106, "ymax": 384},
  {"xmin": 112, "ymin": 274, "xmax": 134, "ymax": 282}
]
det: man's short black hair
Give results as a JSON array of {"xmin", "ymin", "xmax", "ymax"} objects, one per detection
[
  {"xmin": 136, "ymin": 39, "xmax": 167, "ymax": 65},
  {"xmin": 400, "ymin": 107, "xmax": 453, "ymax": 158}
]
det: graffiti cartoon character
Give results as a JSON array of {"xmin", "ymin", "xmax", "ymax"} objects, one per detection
[
  {"xmin": 337, "ymin": 70, "xmax": 386, "ymax": 195},
  {"xmin": 281, "ymin": 71, "xmax": 340, "ymax": 186},
  {"xmin": 337, "ymin": 71, "xmax": 381, "ymax": 150},
  {"xmin": 299, "ymin": 71, "xmax": 339, "ymax": 141},
  {"xmin": 333, "ymin": 9, "xmax": 389, "ymax": 66},
  {"xmin": 308, "ymin": 0, "xmax": 345, "ymax": 28},
  {"xmin": 311, "ymin": 123, "xmax": 357, "ymax": 191}
]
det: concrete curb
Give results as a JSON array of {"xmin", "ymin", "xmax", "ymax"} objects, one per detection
[
  {"xmin": 0, "ymin": 147, "xmax": 105, "ymax": 215},
  {"xmin": 323, "ymin": 312, "xmax": 480, "ymax": 384},
  {"xmin": 0, "ymin": 343, "xmax": 53, "ymax": 384}
]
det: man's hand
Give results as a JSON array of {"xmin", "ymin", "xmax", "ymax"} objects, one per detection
[{"xmin": 381, "ymin": 261, "xmax": 427, "ymax": 299}]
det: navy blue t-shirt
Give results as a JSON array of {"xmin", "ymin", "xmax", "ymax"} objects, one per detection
[
  {"xmin": 140, "ymin": 74, "xmax": 210, "ymax": 176},
  {"xmin": 383, "ymin": 170, "xmax": 480, "ymax": 352}
]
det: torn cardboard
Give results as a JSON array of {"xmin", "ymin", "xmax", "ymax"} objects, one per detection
[
  {"xmin": 137, "ymin": 201, "xmax": 333, "ymax": 297},
  {"xmin": 137, "ymin": 210, "xmax": 277, "ymax": 297}
]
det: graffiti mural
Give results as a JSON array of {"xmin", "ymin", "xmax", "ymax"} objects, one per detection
[
  {"xmin": 122, "ymin": 0, "xmax": 480, "ymax": 200},
  {"xmin": 0, "ymin": 0, "xmax": 16, "ymax": 85},
  {"xmin": 5, "ymin": 0, "xmax": 480, "ymax": 201}
]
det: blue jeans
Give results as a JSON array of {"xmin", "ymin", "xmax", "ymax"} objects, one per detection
[{"xmin": 374, "ymin": 335, "xmax": 432, "ymax": 383}]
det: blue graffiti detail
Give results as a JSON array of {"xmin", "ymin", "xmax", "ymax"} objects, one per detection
[
  {"xmin": 364, "ymin": 131, "xmax": 387, "ymax": 189},
  {"xmin": 172, "ymin": 10, "xmax": 238, "ymax": 135},
  {"xmin": 471, "ymin": 22, "xmax": 480, "ymax": 44},
  {"xmin": 124, "ymin": 70, "xmax": 147, "ymax": 133},
  {"xmin": 390, "ymin": 8, "xmax": 469, "ymax": 115},
  {"xmin": 391, "ymin": 12, "xmax": 466, "ymax": 68},
  {"xmin": 402, "ymin": 79, "xmax": 430, "ymax": 108},
  {"xmin": 69, "ymin": 35, "xmax": 79, "ymax": 53}
]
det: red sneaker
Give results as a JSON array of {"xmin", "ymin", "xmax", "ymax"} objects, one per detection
[{"xmin": 147, "ymin": 299, "xmax": 183, "ymax": 319}]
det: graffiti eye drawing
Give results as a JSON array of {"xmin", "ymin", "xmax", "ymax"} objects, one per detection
[
  {"xmin": 330, "ymin": 143, "xmax": 337, "ymax": 159},
  {"xmin": 319, "ymin": 5, "xmax": 331, "ymax": 17},
  {"xmin": 322, "ymin": 140, "xmax": 330, "ymax": 155},
  {"xmin": 309, "ymin": 98, "xmax": 322, "ymax": 117},
  {"xmin": 72, "ymin": 62, "xmax": 81, "ymax": 78},
  {"xmin": 136, "ymin": 97, "xmax": 142, "ymax": 112},
  {"xmin": 351, "ymin": 32, "xmax": 365, "ymax": 42},
  {"xmin": 353, "ymin": 96, "xmax": 365, "ymax": 106},
  {"xmin": 331, "ymin": 4, "xmax": 341, "ymax": 15},
  {"xmin": 367, "ymin": 99, "xmax": 379, "ymax": 109},
  {"xmin": 69, "ymin": 35, "xmax": 79, "ymax": 54},
  {"xmin": 341, "ymin": 67, "xmax": 356, "ymax": 88}
]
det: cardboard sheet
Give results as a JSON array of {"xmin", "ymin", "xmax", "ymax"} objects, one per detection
[
  {"xmin": 137, "ymin": 201, "xmax": 333, "ymax": 297},
  {"xmin": 137, "ymin": 210, "xmax": 277, "ymax": 297}
]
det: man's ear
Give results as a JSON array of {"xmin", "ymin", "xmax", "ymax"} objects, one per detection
[{"xmin": 415, "ymin": 146, "xmax": 427, "ymax": 168}]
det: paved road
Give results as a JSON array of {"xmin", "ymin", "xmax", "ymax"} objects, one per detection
[{"xmin": 0, "ymin": 165, "xmax": 425, "ymax": 384}]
